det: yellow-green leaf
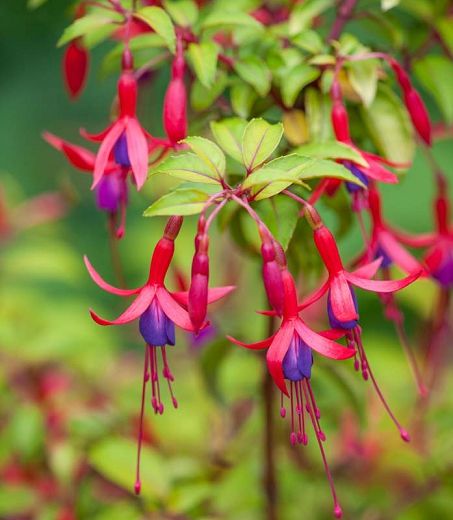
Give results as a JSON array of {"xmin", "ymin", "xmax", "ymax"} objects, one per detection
[
  {"xmin": 135, "ymin": 6, "xmax": 176, "ymax": 53},
  {"xmin": 242, "ymin": 119, "xmax": 283, "ymax": 171}
]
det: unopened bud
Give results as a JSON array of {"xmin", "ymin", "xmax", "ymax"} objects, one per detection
[
  {"xmin": 63, "ymin": 40, "xmax": 89, "ymax": 99},
  {"xmin": 163, "ymin": 78, "xmax": 188, "ymax": 144},
  {"xmin": 188, "ymin": 234, "xmax": 210, "ymax": 332},
  {"xmin": 164, "ymin": 215, "xmax": 183, "ymax": 240},
  {"xmin": 404, "ymin": 88, "xmax": 432, "ymax": 146},
  {"xmin": 331, "ymin": 100, "xmax": 350, "ymax": 142}
]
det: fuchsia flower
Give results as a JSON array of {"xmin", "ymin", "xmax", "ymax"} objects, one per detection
[
  {"xmin": 85, "ymin": 216, "xmax": 233, "ymax": 494},
  {"xmin": 397, "ymin": 190, "xmax": 453, "ymax": 288},
  {"xmin": 43, "ymin": 132, "xmax": 128, "ymax": 237},
  {"xmin": 359, "ymin": 186, "xmax": 426, "ymax": 275},
  {"xmin": 82, "ymin": 51, "xmax": 149, "ymax": 191},
  {"xmin": 259, "ymin": 225, "xmax": 285, "ymax": 316},
  {"xmin": 302, "ymin": 218, "xmax": 421, "ymax": 439},
  {"xmin": 229, "ymin": 267, "xmax": 352, "ymax": 518}
]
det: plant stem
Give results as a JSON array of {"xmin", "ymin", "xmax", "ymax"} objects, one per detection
[
  {"xmin": 328, "ymin": 0, "xmax": 358, "ymax": 41},
  {"xmin": 108, "ymin": 215, "xmax": 127, "ymax": 288},
  {"xmin": 262, "ymin": 314, "xmax": 278, "ymax": 520}
]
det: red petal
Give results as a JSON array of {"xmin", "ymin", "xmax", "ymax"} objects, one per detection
[
  {"xmin": 298, "ymin": 280, "xmax": 329, "ymax": 310},
  {"xmin": 266, "ymin": 322, "xmax": 295, "ymax": 396},
  {"xmin": 43, "ymin": 132, "xmax": 95, "ymax": 172},
  {"xmin": 206, "ymin": 285, "xmax": 236, "ymax": 303},
  {"xmin": 84, "ymin": 255, "xmax": 141, "ymax": 296},
  {"xmin": 295, "ymin": 319, "xmax": 354, "ymax": 360},
  {"xmin": 330, "ymin": 272, "xmax": 358, "ymax": 322},
  {"xmin": 363, "ymin": 157, "xmax": 398, "ymax": 184},
  {"xmin": 125, "ymin": 118, "xmax": 149, "ymax": 190},
  {"xmin": 173, "ymin": 285, "xmax": 236, "ymax": 307},
  {"xmin": 92, "ymin": 121, "xmax": 125, "ymax": 189},
  {"xmin": 392, "ymin": 228, "xmax": 436, "ymax": 248},
  {"xmin": 80, "ymin": 126, "xmax": 113, "ymax": 143},
  {"xmin": 90, "ymin": 285, "xmax": 155, "ymax": 326},
  {"xmin": 319, "ymin": 329, "xmax": 347, "ymax": 340},
  {"xmin": 346, "ymin": 270, "xmax": 422, "ymax": 293},
  {"xmin": 378, "ymin": 230, "xmax": 423, "ymax": 274},
  {"xmin": 363, "ymin": 151, "xmax": 411, "ymax": 169},
  {"xmin": 227, "ymin": 334, "xmax": 275, "ymax": 350},
  {"xmin": 351, "ymin": 258, "xmax": 382, "ymax": 279},
  {"xmin": 156, "ymin": 287, "xmax": 194, "ymax": 331}
]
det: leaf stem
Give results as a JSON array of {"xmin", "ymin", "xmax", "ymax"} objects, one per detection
[{"xmin": 328, "ymin": 0, "xmax": 358, "ymax": 41}]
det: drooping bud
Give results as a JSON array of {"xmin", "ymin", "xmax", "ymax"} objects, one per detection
[
  {"xmin": 188, "ymin": 231, "xmax": 209, "ymax": 333},
  {"xmin": 163, "ymin": 40, "xmax": 187, "ymax": 144},
  {"xmin": 331, "ymin": 100, "xmax": 350, "ymax": 142},
  {"xmin": 389, "ymin": 59, "xmax": 431, "ymax": 145},
  {"xmin": 403, "ymin": 88, "xmax": 432, "ymax": 146},
  {"xmin": 259, "ymin": 226, "xmax": 284, "ymax": 315},
  {"xmin": 63, "ymin": 39, "xmax": 89, "ymax": 99}
]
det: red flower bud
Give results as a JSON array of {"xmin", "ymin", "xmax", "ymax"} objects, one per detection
[
  {"xmin": 188, "ymin": 235, "xmax": 209, "ymax": 332},
  {"xmin": 261, "ymin": 241, "xmax": 284, "ymax": 316},
  {"xmin": 404, "ymin": 89, "xmax": 432, "ymax": 146},
  {"xmin": 163, "ymin": 78, "xmax": 187, "ymax": 144},
  {"xmin": 389, "ymin": 59, "xmax": 411, "ymax": 93},
  {"xmin": 148, "ymin": 217, "xmax": 183, "ymax": 284},
  {"xmin": 63, "ymin": 39, "xmax": 89, "ymax": 99},
  {"xmin": 331, "ymin": 100, "xmax": 350, "ymax": 142}
]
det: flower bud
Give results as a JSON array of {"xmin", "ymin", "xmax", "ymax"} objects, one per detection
[
  {"xmin": 331, "ymin": 100, "xmax": 350, "ymax": 142},
  {"xmin": 188, "ymin": 234, "xmax": 209, "ymax": 332},
  {"xmin": 404, "ymin": 88, "xmax": 432, "ymax": 146},
  {"xmin": 259, "ymin": 227, "xmax": 284, "ymax": 315},
  {"xmin": 163, "ymin": 78, "xmax": 187, "ymax": 144},
  {"xmin": 63, "ymin": 40, "xmax": 89, "ymax": 99}
]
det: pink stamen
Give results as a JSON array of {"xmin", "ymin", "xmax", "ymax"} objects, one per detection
[
  {"xmin": 353, "ymin": 328, "xmax": 410, "ymax": 442},
  {"xmin": 135, "ymin": 347, "xmax": 149, "ymax": 496},
  {"xmin": 302, "ymin": 380, "xmax": 342, "ymax": 518}
]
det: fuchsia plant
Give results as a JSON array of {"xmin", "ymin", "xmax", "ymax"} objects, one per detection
[{"xmin": 45, "ymin": 0, "xmax": 453, "ymax": 517}]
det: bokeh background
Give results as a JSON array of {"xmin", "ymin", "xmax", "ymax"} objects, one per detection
[{"xmin": 1, "ymin": 2, "xmax": 453, "ymax": 519}]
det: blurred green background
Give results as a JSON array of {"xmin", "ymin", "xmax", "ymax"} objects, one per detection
[{"xmin": 1, "ymin": 2, "xmax": 453, "ymax": 520}]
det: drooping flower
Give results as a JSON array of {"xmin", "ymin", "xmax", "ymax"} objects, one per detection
[
  {"xmin": 358, "ymin": 186, "xmax": 426, "ymax": 275},
  {"xmin": 86, "ymin": 216, "xmax": 234, "ymax": 494},
  {"xmin": 259, "ymin": 225, "xmax": 284, "ymax": 316},
  {"xmin": 81, "ymin": 50, "xmax": 149, "ymax": 190},
  {"xmin": 396, "ymin": 189, "xmax": 453, "ymax": 288},
  {"xmin": 302, "ymin": 218, "xmax": 421, "ymax": 438},
  {"xmin": 43, "ymin": 132, "xmax": 129, "ymax": 237},
  {"xmin": 229, "ymin": 267, "xmax": 352, "ymax": 518}
]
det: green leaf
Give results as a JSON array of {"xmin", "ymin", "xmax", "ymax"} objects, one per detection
[
  {"xmin": 348, "ymin": 58, "xmax": 379, "ymax": 107},
  {"xmin": 57, "ymin": 13, "xmax": 122, "ymax": 47},
  {"xmin": 242, "ymin": 119, "xmax": 283, "ymax": 171},
  {"xmin": 435, "ymin": 18, "xmax": 453, "ymax": 56},
  {"xmin": 360, "ymin": 85, "xmax": 415, "ymax": 164},
  {"xmin": 292, "ymin": 30, "xmax": 325, "ymax": 54},
  {"xmin": 150, "ymin": 152, "xmax": 223, "ymax": 184},
  {"xmin": 381, "ymin": 0, "xmax": 400, "ymax": 10},
  {"xmin": 8, "ymin": 404, "xmax": 45, "ymax": 460},
  {"xmin": 289, "ymin": 0, "xmax": 334, "ymax": 34},
  {"xmin": 27, "ymin": 0, "xmax": 47, "ymax": 9},
  {"xmin": 144, "ymin": 186, "xmax": 220, "ymax": 216},
  {"xmin": 305, "ymin": 87, "xmax": 334, "ymax": 142},
  {"xmin": 187, "ymin": 42, "xmax": 219, "ymax": 88},
  {"xmin": 414, "ymin": 55, "xmax": 453, "ymax": 124},
  {"xmin": 201, "ymin": 10, "xmax": 263, "ymax": 31},
  {"xmin": 0, "ymin": 485, "xmax": 37, "ymax": 516},
  {"xmin": 89, "ymin": 438, "xmax": 170, "ymax": 499},
  {"xmin": 230, "ymin": 82, "xmax": 257, "ymax": 118},
  {"xmin": 183, "ymin": 136, "xmax": 226, "ymax": 180},
  {"xmin": 255, "ymin": 196, "xmax": 301, "ymax": 250},
  {"xmin": 135, "ymin": 6, "xmax": 176, "ymax": 53},
  {"xmin": 234, "ymin": 56, "xmax": 272, "ymax": 97},
  {"xmin": 242, "ymin": 154, "xmax": 364, "ymax": 200},
  {"xmin": 294, "ymin": 140, "xmax": 368, "ymax": 167},
  {"xmin": 210, "ymin": 118, "xmax": 248, "ymax": 163},
  {"xmin": 190, "ymin": 71, "xmax": 228, "ymax": 111},
  {"xmin": 281, "ymin": 63, "xmax": 320, "ymax": 107},
  {"xmin": 163, "ymin": 0, "xmax": 198, "ymax": 27}
]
